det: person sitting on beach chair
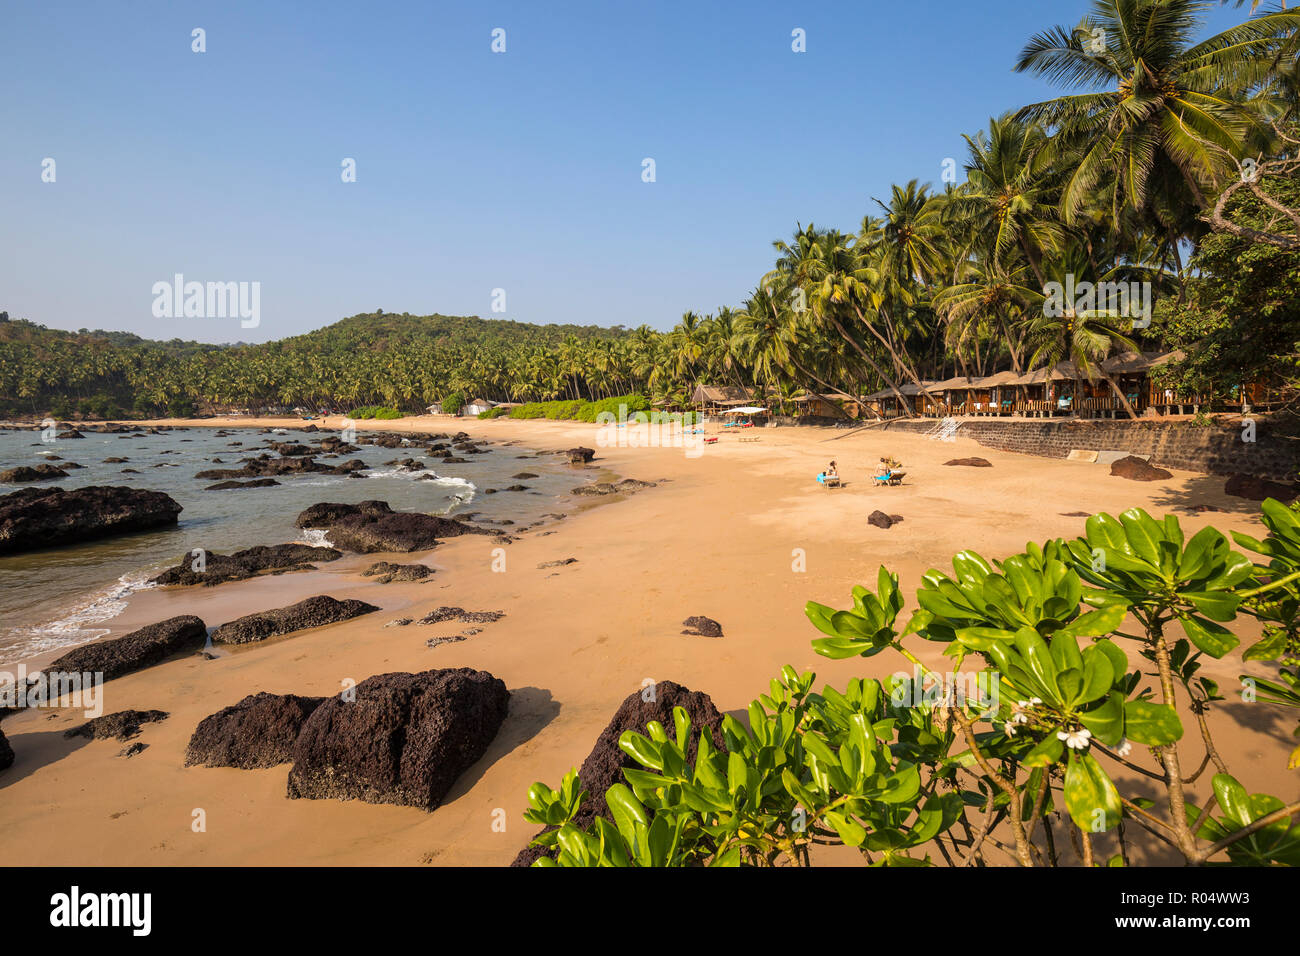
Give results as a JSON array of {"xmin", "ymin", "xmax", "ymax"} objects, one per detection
[{"xmin": 817, "ymin": 460, "xmax": 841, "ymax": 488}]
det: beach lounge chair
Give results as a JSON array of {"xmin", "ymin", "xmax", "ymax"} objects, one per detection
[
  {"xmin": 887, "ymin": 471, "xmax": 905, "ymax": 486},
  {"xmin": 873, "ymin": 470, "xmax": 892, "ymax": 486},
  {"xmin": 817, "ymin": 472, "xmax": 841, "ymax": 489}
]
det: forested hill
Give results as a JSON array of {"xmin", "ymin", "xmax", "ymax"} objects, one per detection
[{"xmin": 0, "ymin": 310, "xmax": 649, "ymax": 420}]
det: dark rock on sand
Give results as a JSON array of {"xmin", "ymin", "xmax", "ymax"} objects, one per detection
[
  {"xmin": 0, "ymin": 485, "xmax": 182, "ymax": 555},
  {"xmin": 118, "ymin": 742, "xmax": 147, "ymax": 757},
  {"xmin": 417, "ymin": 606, "xmax": 506, "ymax": 625},
  {"xmin": 511, "ymin": 680, "xmax": 724, "ymax": 866},
  {"xmin": 0, "ymin": 463, "xmax": 69, "ymax": 482},
  {"xmin": 512, "ymin": 472, "xmax": 539, "ymax": 480},
  {"xmin": 537, "ymin": 558, "xmax": 578, "ymax": 569},
  {"xmin": 943, "ymin": 457, "xmax": 992, "ymax": 468},
  {"xmin": 426, "ymin": 635, "xmax": 467, "ymax": 648},
  {"xmin": 151, "ymin": 543, "xmax": 343, "ymax": 587},
  {"xmin": 362, "ymin": 561, "xmax": 433, "ymax": 584},
  {"xmin": 1110, "ymin": 455, "xmax": 1173, "ymax": 482},
  {"xmin": 65, "ymin": 709, "xmax": 169, "ymax": 741},
  {"xmin": 1224, "ymin": 472, "xmax": 1300, "ymax": 502},
  {"xmin": 185, "ymin": 692, "xmax": 325, "ymax": 768},
  {"xmin": 570, "ymin": 478, "xmax": 657, "ymax": 497},
  {"xmin": 681, "ymin": 615, "xmax": 723, "ymax": 637},
  {"xmin": 286, "ymin": 668, "xmax": 510, "ymax": 810},
  {"xmin": 47, "ymin": 616, "xmax": 207, "ymax": 682},
  {"xmin": 294, "ymin": 500, "xmax": 491, "ymax": 553},
  {"xmin": 868, "ymin": 510, "xmax": 899, "ymax": 529},
  {"xmin": 0, "ymin": 726, "xmax": 12, "ymax": 771},
  {"xmin": 211, "ymin": 595, "xmax": 379, "ymax": 645},
  {"xmin": 565, "ymin": 447, "xmax": 596, "ymax": 464}
]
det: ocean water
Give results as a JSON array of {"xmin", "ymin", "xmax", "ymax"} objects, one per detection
[{"xmin": 0, "ymin": 424, "xmax": 578, "ymax": 664}]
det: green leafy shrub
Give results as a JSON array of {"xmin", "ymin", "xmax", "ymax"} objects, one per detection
[{"xmin": 524, "ymin": 504, "xmax": 1300, "ymax": 866}]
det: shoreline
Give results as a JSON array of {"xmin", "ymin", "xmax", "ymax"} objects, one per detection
[{"xmin": 1, "ymin": 414, "xmax": 1296, "ymax": 864}]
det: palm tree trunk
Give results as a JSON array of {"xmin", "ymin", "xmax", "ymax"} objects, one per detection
[
  {"xmin": 847, "ymin": 303, "xmax": 933, "ymax": 412},
  {"xmin": 1104, "ymin": 373, "xmax": 1140, "ymax": 420},
  {"xmin": 824, "ymin": 312, "xmax": 915, "ymax": 416}
]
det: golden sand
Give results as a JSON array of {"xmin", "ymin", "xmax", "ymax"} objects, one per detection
[{"xmin": 0, "ymin": 414, "xmax": 1292, "ymax": 865}]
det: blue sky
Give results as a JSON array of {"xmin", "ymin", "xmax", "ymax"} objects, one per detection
[{"xmin": 0, "ymin": 0, "xmax": 1247, "ymax": 343}]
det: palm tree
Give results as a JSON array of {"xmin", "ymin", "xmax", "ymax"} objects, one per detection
[
  {"xmin": 933, "ymin": 261, "xmax": 1045, "ymax": 375},
  {"xmin": 945, "ymin": 114, "xmax": 1064, "ymax": 287},
  {"xmin": 1023, "ymin": 252, "xmax": 1143, "ymax": 419},
  {"xmin": 1016, "ymin": 0, "xmax": 1300, "ymax": 252}
]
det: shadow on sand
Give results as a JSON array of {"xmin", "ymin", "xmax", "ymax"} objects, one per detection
[{"xmin": 444, "ymin": 685, "xmax": 561, "ymax": 801}]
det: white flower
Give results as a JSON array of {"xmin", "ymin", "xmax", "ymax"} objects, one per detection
[
  {"xmin": 1010, "ymin": 699, "xmax": 1036, "ymax": 724},
  {"xmin": 1003, "ymin": 721, "xmax": 1018, "ymax": 737},
  {"xmin": 1057, "ymin": 727, "xmax": 1092, "ymax": 751},
  {"xmin": 1115, "ymin": 738, "xmax": 1133, "ymax": 758}
]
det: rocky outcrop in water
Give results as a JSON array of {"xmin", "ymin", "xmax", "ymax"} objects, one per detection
[
  {"xmin": 0, "ymin": 464, "xmax": 69, "ymax": 482},
  {"xmin": 286, "ymin": 668, "xmax": 510, "ymax": 810},
  {"xmin": 47, "ymin": 616, "xmax": 208, "ymax": 682},
  {"xmin": 294, "ymin": 500, "xmax": 492, "ymax": 552},
  {"xmin": 150, "ymin": 543, "xmax": 343, "ymax": 587},
  {"xmin": 185, "ymin": 692, "xmax": 325, "ymax": 768},
  {"xmin": 204, "ymin": 478, "xmax": 281, "ymax": 490},
  {"xmin": 511, "ymin": 680, "xmax": 724, "ymax": 866},
  {"xmin": 564, "ymin": 447, "xmax": 596, "ymax": 464},
  {"xmin": 194, "ymin": 456, "xmax": 367, "ymax": 480},
  {"xmin": 0, "ymin": 485, "xmax": 182, "ymax": 555},
  {"xmin": 211, "ymin": 596, "xmax": 379, "ymax": 645}
]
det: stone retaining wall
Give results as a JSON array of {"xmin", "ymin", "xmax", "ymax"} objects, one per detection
[{"xmin": 881, "ymin": 418, "xmax": 1299, "ymax": 480}]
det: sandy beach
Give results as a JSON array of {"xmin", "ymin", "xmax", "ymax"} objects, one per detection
[{"xmin": 0, "ymin": 414, "xmax": 1294, "ymax": 866}]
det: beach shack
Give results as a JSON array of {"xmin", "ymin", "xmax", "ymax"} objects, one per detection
[
  {"xmin": 788, "ymin": 391, "xmax": 864, "ymax": 419},
  {"xmin": 691, "ymin": 385, "xmax": 756, "ymax": 419},
  {"xmin": 899, "ymin": 380, "xmax": 943, "ymax": 416},
  {"xmin": 1006, "ymin": 367, "xmax": 1053, "ymax": 416},
  {"xmin": 462, "ymin": 398, "xmax": 496, "ymax": 417},
  {"xmin": 862, "ymin": 385, "xmax": 903, "ymax": 419},
  {"xmin": 931, "ymin": 375, "xmax": 983, "ymax": 415}
]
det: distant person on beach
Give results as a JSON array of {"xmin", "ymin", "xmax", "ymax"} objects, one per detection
[{"xmin": 826, "ymin": 461, "xmax": 838, "ymax": 479}]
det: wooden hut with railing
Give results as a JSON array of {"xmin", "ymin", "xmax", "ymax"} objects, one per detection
[{"xmin": 690, "ymin": 385, "xmax": 757, "ymax": 419}]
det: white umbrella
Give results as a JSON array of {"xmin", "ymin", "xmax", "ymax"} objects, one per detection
[{"xmin": 725, "ymin": 406, "xmax": 768, "ymax": 414}]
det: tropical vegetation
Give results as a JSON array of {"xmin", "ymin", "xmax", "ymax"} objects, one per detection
[{"xmin": 523, "ymin": 501, "xmax": 1300, "ymax": 866}]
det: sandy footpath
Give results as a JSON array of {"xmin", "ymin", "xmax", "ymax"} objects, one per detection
[{"xmin": 0, "ymin": 414, "xmax": 1295, "ymax": 865}]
